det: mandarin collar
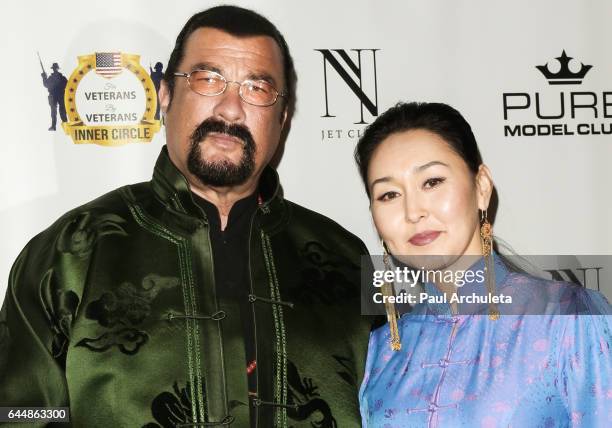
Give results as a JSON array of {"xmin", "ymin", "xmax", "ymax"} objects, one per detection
[
  {"xmin": 150, "ymin": 145, "xmax": 287, "ymax": 231},
  {"xmin": 419, "ymin": 252, "xmax": 510, "ymax": 316}
]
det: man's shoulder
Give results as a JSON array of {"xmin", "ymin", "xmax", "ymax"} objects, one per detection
[
  {"xmin": 284, "ymin": 199, "xmax": 355, "ymax": 234},
  {"xmin": 29, "ymin": 181, "xmax": 151, "ymax": 246},
  {"xmin": 283, "ymin": 199, "xmax": 367, "ymax": 252},
  {"xmin": 60, "ymin": 181, "xmax": 148, "ymax": 219},
  {"xmin": 10, "ymin": 182, "xmax": 152, "ymax": 283}
]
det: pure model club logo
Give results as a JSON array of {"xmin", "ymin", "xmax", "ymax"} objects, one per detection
[
  {"xmin": 535, "ymin": 50, "xmax": 592, "ymax": 85},
  {"xmin": 503, "ymin": 50, "xmax": 611, "ymax": 137}
]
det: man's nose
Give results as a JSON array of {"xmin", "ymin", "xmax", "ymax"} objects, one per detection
[{"xmin": 212, "ymin": 82, "xmax": 246, "ymax": 123}]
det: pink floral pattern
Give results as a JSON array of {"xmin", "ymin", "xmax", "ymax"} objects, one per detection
[{"xmin": 360, "ymin": 258, "xmax": 611, "ymax": 427}]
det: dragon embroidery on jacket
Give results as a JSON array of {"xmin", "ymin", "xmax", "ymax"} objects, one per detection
[
  {"xmin": 38, "ymin": 270, "xmax": 80, "ymax": 367},
  {"xmin": 77, "ymin": 274, "xmax": 178, "ymax": 355},
  {"xmin": 143, "ymin": 380, "xmax": 246, "ymax": 427},
  {"xmin": 291, "ymin": 241, "xmax": 360, "ymax": 305},
  {"xmin": 332, "ymin": 354, "xmax": 358, "ymax": 388},
  {"xmin": 57, "ymin": 211, "xmax": 127, "ymax": 257},
  {"xmin": 142, "ymin": 381, "xmax": 204, "ymax": 428},
  {"xmin": 287, "ymin": 360, "xmax": 338, "ymax": 428}
]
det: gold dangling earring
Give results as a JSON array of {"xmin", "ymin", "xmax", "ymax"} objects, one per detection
[
  {"xmin": 382, "ymin": 242, "xmax": 402, "ymax": 351},
  {"xmin": 480, "ymin": 210, "xmax": 500, "ymax": 320}
]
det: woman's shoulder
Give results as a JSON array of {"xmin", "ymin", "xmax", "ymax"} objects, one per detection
[{"xmin": 502, "ymin": 271, "xmax": 611, "ymax": 315}]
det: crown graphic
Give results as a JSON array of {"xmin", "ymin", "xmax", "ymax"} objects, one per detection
[{"xmin": 536, "ymin": 50, "xmax": 592, "ymax": 85}]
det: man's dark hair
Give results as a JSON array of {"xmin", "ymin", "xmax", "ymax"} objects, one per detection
[
  {"xmin": 354, "ymin": 102, "xmax": 483, "ymax": 198},
  {"xmin": 164, "ymin": 5, "xmax": 297, "ymax": 116}
]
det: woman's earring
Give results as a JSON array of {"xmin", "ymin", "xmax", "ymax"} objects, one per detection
[
  {"xmin": 382, "ymin": 242, "xmax": 402, "ymax": 351},
  {"xmin": 480, "ymin": 210, "xmax": 500, "ymax": 320}
]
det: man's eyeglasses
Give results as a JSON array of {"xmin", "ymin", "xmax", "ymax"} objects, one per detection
[{"xmin": 173, "ymin": 69, "xmax": 286, "ymax": 107}]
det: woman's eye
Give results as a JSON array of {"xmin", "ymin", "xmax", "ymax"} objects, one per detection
[
  {"xmin": 423, "ymin": 177, "xmax": 445, "ymax": 189},
  {"xmin": 377, "ymin": 191, "xmax": 400, "ymax": 202}
]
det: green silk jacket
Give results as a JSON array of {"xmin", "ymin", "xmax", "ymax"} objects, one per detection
[{"xmin": 0, "ymin": 147, "xmax": 372, "ymax": 427}]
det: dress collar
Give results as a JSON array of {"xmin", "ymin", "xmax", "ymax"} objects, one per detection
[{"xmin": 418, "ymin": 252, "xmax": 511, "ymax": 316}]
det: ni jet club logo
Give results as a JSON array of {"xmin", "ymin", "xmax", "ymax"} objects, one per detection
[
  {"xmin": 502, "ymin": 50, "xmax": 612, "ymax": 137},
  {"xmin": 38, "ymin": 52, "xmax": 164, "ymax": 146},
  {"xmin": 544, "ymin": 265, "xmax": 602, "ymax": 292},
  {"xmin": 315, "ymin": 49, "xmax": 380, "ymax": 141}
]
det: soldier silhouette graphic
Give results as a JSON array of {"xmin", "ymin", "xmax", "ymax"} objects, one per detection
[
  {"xmin": 149, "ymin": 62, "xmax": 164, "ymax": 120},
  {"xmin": 41, "ymin": 62, "xmax": 68, "ymax": 131}
]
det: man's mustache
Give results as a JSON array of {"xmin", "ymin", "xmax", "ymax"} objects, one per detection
[{"xmin": 190, "ymin": 118, "xmax": 255, "ymax": 150}]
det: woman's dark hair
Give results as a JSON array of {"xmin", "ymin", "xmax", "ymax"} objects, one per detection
[
  {"xmin": 355, "ymin": 102, "xmax": 483, "ymax": 198},
  {"xmin": 163, "ymin": 5, "xmax": 297, "ymax": 116},
  {"xmin": 355, "ymin": 102, "xmax": 532, "ymax": 275}
]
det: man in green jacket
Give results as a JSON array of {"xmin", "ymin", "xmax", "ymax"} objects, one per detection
[{"xmin": 0, "ymin": 5, "xmax": 372, "ymax": 427}]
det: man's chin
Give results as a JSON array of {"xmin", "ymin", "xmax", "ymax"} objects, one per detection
[
  {"xmin": 188, "ymin": 160, "xmax": 252, "ymax": 187},
  {"xmin": 200, "ymin": 154, "xmax": 242, "ymax": 167}
]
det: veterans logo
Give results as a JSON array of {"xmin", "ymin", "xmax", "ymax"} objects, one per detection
[
  {"xmin": 60, "ymin": 52, "xmax": 162, "ymax": 146},
  {"xmin": 502, "ymin": 50, "xmax": 612, "ymax": 137}
]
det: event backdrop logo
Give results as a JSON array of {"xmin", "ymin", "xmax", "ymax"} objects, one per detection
[
  {"xmin": 502, "ymin": 50, "xmax": 611, "ymax": 137},
  {"xmin": 315, "ymin": 49, "xmax": 380, "ymax": 141},
  {"xmin": 39, "ymin": 52, "xmax": 163, "ymax": 146},
  {"xmin": 535, "ymin": 50, "xmax": 592, "ymax": 85},
  {"xmin": 544, "ymin": 265, "xmax": 602, "ymax": 291}
]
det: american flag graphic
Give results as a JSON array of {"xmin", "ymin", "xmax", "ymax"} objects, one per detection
[{"xmin": 95, "ymin": 52, "xmax": 123, "ymax": 78}]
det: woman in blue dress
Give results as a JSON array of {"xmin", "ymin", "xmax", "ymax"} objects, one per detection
[{"xmin": 354, "ymin": 102, "xmax": 611, "ymax": 427}]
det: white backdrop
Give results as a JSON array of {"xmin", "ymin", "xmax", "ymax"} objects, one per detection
[{"xmin": 1, "ymin": 0, "xmax": 611, "ymax": 305}]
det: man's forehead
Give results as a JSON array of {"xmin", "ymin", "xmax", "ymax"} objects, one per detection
[{"xmin": 182, "ymin": 27, "xmax": 283, "ymax": 72}]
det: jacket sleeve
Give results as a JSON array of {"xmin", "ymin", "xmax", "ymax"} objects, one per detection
[
  {"xmin": 0, "ymin": 252, "xmax": 69, "ymax": 427},
  {"xmin": 0, "ymin": 227, "xmax": 76, "ymax": 400},
  {"xmin": 0, "ymin": 210, "xmax": 105, "ymax": 425}
]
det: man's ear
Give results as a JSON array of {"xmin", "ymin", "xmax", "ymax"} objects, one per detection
[
  {"xmin": 280, "ymin": 105, "xmax": 288, "ymax": 127},
  {"xmin": 159, "ymin": 80, "xmax": 171, "ymax": 115}
]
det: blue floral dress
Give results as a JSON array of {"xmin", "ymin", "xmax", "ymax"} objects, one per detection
[{"xmin": 359, "ymin": 256, "xmax": 611, "ymax": 427}]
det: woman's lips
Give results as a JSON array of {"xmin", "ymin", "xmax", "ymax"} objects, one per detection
[{"xmin": 408, "ymin": 231, "xmax": 441, "ymax": 246}]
